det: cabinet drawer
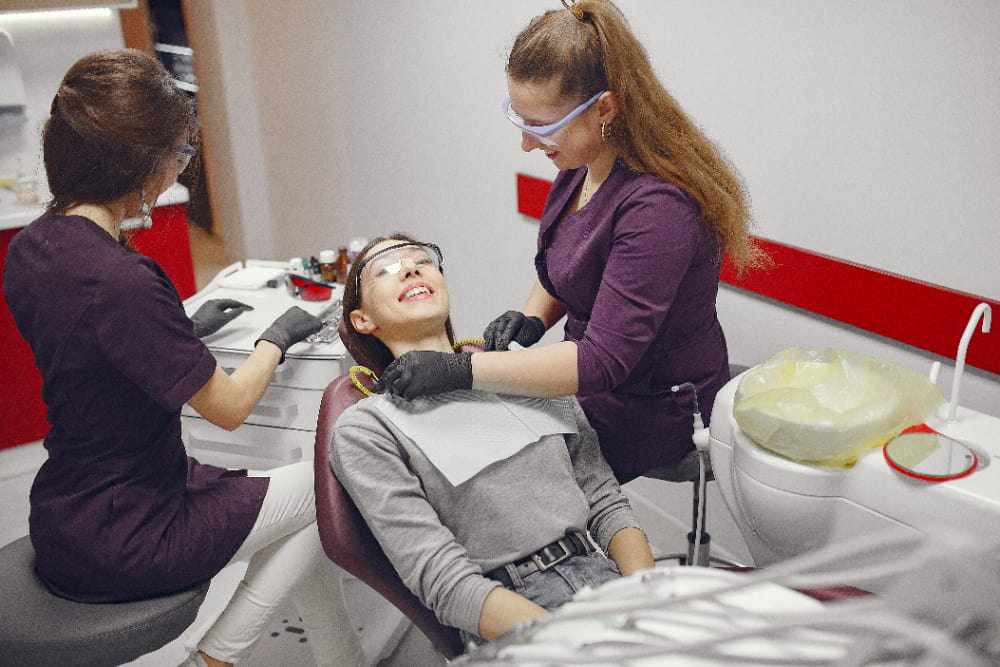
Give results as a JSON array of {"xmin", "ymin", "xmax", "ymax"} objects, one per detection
[
  {"xmin": 182, "ymin": 416, "xmax": 315, "ymax": 471},
  {"xmin": 182, "ymin": 385, "xmax": 324, "ymax": 430},
  {"xmin": 209, "ymin": 348, "xmax": 349, "ymax": 391}
]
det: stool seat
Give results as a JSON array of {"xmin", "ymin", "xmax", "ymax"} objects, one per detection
[{"xmin": 0, "ymin": 536, "xmax": 209, "ymax": 667}]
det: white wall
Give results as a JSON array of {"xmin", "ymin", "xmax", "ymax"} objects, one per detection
[{"xmin": 192, "ymin": 0, "xmax": 998, "ymax": 416}]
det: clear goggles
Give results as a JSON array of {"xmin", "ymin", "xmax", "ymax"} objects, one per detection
[
  {"xmin": 501, "ymin": 90, "xmax": 606, "ymax": 146},
  {"xmin": 354, "ymin": 242, "xmax": 443, "ymax": 293}
]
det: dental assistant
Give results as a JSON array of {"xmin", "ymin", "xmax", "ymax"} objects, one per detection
[
  {"xmin": 377, "ymin": 0, "xmax": 766, "ymax": 482},
  {"xmin": 2, "ymin": 50, "xmax": 363, "ymax": 667}
]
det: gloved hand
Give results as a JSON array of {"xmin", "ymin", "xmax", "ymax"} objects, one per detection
[
  {"xmin": 483, "ymin": 311, "xmax": 545, "ymax": 351},
  {"xmin": 254, "ymin": 306, "xmax": 323, "ymax": 363},
  {"xmin": 191, "ymin": 299, "xmax": 255, "ymax": 338},
  {"xmin": 376, "ymin": 351, "xmax": 473, "ymax": 399}
]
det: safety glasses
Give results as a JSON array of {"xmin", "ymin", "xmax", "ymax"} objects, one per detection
[
  {"xmin": 171, "ymin": 145, "xmax": 196, "ymax": 174},
  {"xmin": 354, "ymin": 242, "xmax": 443, "ymax": 295},
  {"xmin": 501, "ymin": 90, "xmax": 606, "ymax": 146},
  {"xmin": 285, "ymin": 273, "xmax": 336, "ymax": 301}
]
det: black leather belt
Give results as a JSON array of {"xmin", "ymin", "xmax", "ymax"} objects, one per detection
[{"xmin": 486, "ymin": 532, "xmax": 594, "ymax": 588}]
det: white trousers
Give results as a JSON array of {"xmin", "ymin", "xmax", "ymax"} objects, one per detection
[{"xmin": 196, "ymin": 461, "xmax": 366, "ymax": 666}]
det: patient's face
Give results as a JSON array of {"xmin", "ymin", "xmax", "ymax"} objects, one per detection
[{"xmin": 352, "ymin": 239, "xmax": 450, "ymax": 343}]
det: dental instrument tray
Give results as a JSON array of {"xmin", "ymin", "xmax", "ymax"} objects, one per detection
[{"xmin": 182, "ymin": 259, "xmax": 348, "ymax": 387}]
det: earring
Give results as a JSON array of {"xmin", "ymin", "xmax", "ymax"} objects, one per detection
[
  {"xmin": 140, "ymin": 188, "xmax": 153, "ymax": 229},
  {"xmin": 601, "ymin": 122, "xmax": 607, "ymax": 142}
]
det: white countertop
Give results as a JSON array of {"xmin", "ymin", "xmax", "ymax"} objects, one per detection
[{"xmin": 0, "ymin": 182, "xmax": 189, "ymax": 231}]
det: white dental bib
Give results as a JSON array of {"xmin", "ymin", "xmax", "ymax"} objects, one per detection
[{"xmin": 374, "ymin": 390, "xmax": 578, "ymax": 485}]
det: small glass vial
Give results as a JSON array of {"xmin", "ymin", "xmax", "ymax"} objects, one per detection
[
  {"xmin": 348, "ymin": 237, "xmax": 367, "ymax": 262},
  {"xmin": 334, "ymin": 246, "xmax": 351, "ymax": 283},
  {"xmin": 319, "ymin": 249, "xmax": 337, "ymax": 282}
]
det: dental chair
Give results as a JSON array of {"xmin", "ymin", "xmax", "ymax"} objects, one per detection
[
  {"xmin": 312, "ymin": 323, "xmax": 469, "ymax": 659},
  {"xmin": 0, "ymin": 535, "xmax": 208, "ymax": 666}
]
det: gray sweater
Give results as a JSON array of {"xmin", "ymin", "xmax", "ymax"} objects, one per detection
[{"xmin": 330, "ymin": 390, "xmax": 642, "ymax": 635}]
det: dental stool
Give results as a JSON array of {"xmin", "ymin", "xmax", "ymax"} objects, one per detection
[
  {"xmin": 643, "ymin": 364, "xmax": 749, "ymax": 568},
  {"xmin": 0, "ymin": 535, "xmax": 209, "ymax": 667}
]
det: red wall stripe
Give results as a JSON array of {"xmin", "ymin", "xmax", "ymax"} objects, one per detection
[{"xmin": 515, "ymin": 173, "xmax": 999, "ymax": 376}]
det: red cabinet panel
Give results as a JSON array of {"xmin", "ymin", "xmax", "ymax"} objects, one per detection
[{"xmin": 0, "ymin": 204, "xmax": 194, "ymax": 450}]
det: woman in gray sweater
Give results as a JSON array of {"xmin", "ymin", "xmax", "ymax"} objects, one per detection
[{"xmin": 330, "ymin": 234, "xmax": 654, "ymax": 644}]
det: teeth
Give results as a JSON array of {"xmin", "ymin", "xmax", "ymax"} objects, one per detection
[{"xmin": 404, "ymin": 286, "xmax": 429, "ymax": 300}]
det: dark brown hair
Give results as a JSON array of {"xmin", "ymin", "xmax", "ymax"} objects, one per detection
[
  {"xmin": 43, "ymin": 49, "xmax": 198, "ymax": 214},
  {"xmin": 507, "ymin": 0, "xmax": 767, "ymax": 273},
  {"xmin": 342, "ymin": 233, "xmax": 456, "ymax": 374}
]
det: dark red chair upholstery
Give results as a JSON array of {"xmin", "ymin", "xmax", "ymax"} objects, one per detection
[{"xmin": 313, "ymin": 327, "xmax": 466, "ymax": 659}]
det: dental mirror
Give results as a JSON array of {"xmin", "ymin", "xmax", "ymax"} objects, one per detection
[{"xmin": 883, "ymin": 431, "xmax": 977, "ymax": 481}]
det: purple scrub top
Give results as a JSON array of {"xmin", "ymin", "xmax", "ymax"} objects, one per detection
[
  {"xmin": 535, "ymin": 161, "xmax": 731, "ymax": 476},
  {"xmin": 3, "ymin": 214, "xmax": 268, "ymax": 602}
]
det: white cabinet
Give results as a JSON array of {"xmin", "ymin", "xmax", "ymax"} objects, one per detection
[{"xmin": 181, "ymin": 261, "xmax": 349, "ymax": 470}]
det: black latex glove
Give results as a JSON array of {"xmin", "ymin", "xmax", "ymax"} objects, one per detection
[
  {"xmin": 483, "ymin": 311, "xmax": 545, "ymax": 351},
  {"xmin": 191, "ymin": 299, "xmax": 255, "ymax": 338},
  {"xmin": 376, "ymin": 351, "xmax": 473, "ymax": 399},
  {"xmin": 254, "ymin": 306, "xmax": 323, "ymax": 363}
]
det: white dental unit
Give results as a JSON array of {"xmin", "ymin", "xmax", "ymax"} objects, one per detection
[
  {"xmin": 181, "ymin": 260, "xmax": 348, "ymax": 468},
  {"xmin": 708, "ymin": 304, "xmax": 1000, "ymax": 591}
]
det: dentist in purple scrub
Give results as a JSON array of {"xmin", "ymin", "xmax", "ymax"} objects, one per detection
[
  {"xmin": 3, "ymin": 49, "xmax": 363, "ymax": 667},
  {"xmin": 377, "ymin": 0, "xmax": 766, "ymax": 484}
]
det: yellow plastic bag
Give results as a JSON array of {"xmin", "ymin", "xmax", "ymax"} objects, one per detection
[{"xmin": 733, "ymin": 348, "xmax": 943, "ymax": 467}]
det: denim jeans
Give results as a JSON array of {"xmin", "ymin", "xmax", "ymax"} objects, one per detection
[{"xmin": 463, "ymin": 552, "xmax": 620, "ymax": 648}]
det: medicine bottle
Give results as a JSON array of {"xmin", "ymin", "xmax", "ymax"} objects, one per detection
[
  {"xmin": 288, "ymin": 257, "xmax": 306, "ymax": 277},
  {"xmin": 334, "ymin": 246, "xmax": 351, "ymax": 283},
  {"xmin": 319, "ymin": 250, "xmax": 337, "ymax": 282}
]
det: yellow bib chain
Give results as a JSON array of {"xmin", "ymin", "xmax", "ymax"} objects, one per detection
[
  {"xmin": 349, "ymin": 365, "xmax": 378, "ymax": 397},
  {"xmin": 452, "ymin": 338, "xmax": 485, "ymax": 350}
]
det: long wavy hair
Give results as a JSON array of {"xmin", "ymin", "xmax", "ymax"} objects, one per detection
[
  {"xmin": 507, "ymin": 0, "xmax": 767, "ymax": 273},
  {"xmin": 43, "ymin": 49, "xmax": 199, "ymax": 218},
  {"xmin": 342, "ymin": 233, "xmax": 456, "ymax": 374}
]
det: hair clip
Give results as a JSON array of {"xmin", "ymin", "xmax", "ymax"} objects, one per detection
[{"xmin": 561, "ymin": 0, "xmax": 586, "ymax": 21}]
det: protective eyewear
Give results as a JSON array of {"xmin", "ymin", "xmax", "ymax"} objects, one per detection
[
  {"xmin": 501, "ymin": 90, "xmax": 606, "ymax": 146},
  {"xmin": 171, "ymin": 145, "xmax": 196, "ymax": 174},
  {"xmin": 354, "ymin": 242, "xmax": 443, "ymax": 294},
  {"xmin": 285, "ymin": 273, "xmax": 335, "ymax": 301}
]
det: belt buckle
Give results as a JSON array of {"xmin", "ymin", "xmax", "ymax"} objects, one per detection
[{"xmin": 530, "ymin": 538, "xmax": 573, "ymax": 572}]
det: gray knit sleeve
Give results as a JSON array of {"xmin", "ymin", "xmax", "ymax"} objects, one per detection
[{"xmin": 329, "ymin": 401, "xmax": 500, "ymax": 635}]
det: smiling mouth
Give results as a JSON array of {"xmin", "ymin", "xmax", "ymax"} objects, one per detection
[{"xmin": 401, "ymin": 285, "xmax": 430, "ymax": 301}]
